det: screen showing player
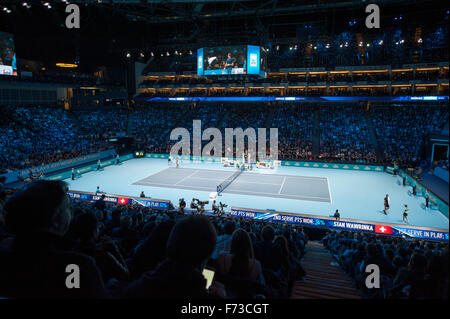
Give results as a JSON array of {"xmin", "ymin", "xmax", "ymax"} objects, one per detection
[
  {"xmin": 0, "ymin": 32, "xmax": 17, "ymax": 76},
  {"xmin": 203, "ymin": 45, "xmax": 246, "ymax": 75}
]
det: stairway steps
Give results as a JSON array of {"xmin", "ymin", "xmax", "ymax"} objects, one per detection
[
  {"xmin": 290, "ymin": 241, "xmax": 361, "ymax": 299},
  {"xmin": 294, "ymin": 280, "xmax": 359, "ymax": 293},
  {"xmin": 292, "ymin": 285, "xmax": 360, "ymax": 299}
]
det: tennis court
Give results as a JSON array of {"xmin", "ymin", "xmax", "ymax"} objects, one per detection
[{"xmin": 132, "ymin": 167, "xmax": 331, "ymax": 203}]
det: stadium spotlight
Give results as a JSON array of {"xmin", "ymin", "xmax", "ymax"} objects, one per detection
[
  {"xmin": 417, "ymin": 38, "xmax": 423, "ymax": 43},
  {"xmin": 139, "ymin": 52, "xmax": 145, "ymax": 58},
  {"xmin": 125, "ymin": 52, "xmax": 131, "ymax": 58}
]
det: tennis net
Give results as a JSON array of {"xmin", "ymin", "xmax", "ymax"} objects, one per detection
[{"xmin": 217, "ymin": 165, "xmax": 245, "ymax": 194}]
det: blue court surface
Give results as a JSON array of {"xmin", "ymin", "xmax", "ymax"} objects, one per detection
[
  {"xmin": 132, "ymin": 167, "xmax": 331, "ymax": 203},
  {"xmin": 65, "ymin": 157, "xmax": 449, "ymax": 230}
]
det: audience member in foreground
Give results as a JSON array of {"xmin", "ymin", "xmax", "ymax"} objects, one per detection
[
  {"xmin": 123, "ymin": 215, "xmax": 226, "ymax": 298},
  {"xmin": 0, "ymin": 180, "xmax": 108, "ymax": 298}
]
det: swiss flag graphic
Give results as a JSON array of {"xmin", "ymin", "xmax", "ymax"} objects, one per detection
[
  {"xmin": 117, "ymin": 197, "xmax": 129, "ymax": 205},
  {"xmin": 375, "ymin": 225, "xmax": 393, "ymax": 235}
]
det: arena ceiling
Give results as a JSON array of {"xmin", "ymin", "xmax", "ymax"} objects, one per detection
[{"xmin": 0, "ymin": 0, "xmax": 447, "ymax": 69}]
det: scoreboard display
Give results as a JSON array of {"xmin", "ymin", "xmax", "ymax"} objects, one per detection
[{"xmin": 197, "ymin": 44, "xmax": 267, "ymax": 77}]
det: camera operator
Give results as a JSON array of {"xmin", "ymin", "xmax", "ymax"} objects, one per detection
[
  {"xmin": 212, "ymin": 200, "xmax": 220, "ymax": 215},
  {"xmin": 219, "ymin": 202, "xmax": 228, "ymax": 217},
  {"xmin": 197, "ymin": 200, "xmax": 209, "ymax": 215},
  {"xmin": 190, "ymin": 198, "xmax": 199, "ymax": 212},
  {"xmin": 179, "ymin": 198, "xmax": 186, "ymax": 214}
]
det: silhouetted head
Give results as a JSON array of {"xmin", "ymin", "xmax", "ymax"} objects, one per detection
[{"xmin": 4, "ymin": 180, "xmax": 71, "ymax": 236}]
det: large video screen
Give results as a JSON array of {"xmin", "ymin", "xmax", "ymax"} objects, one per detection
[
  {"xmin": 0, "ymin": 32, "xmax": 17, "ymax": 76},
  {"xmin": 197, "ymin": 45, "xmax": 267, "ymax": 77},
  {"xmin": 199, "ymin": 45, "xmax": 247, "ymax": 75}
]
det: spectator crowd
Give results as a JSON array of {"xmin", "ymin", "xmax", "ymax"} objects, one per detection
[
  {"xmin": 0, "ymin": 180, "xmax": 308, "ymax": 298},
  {"xmin": 0, "ymin": 180, "xmax": 446, "ymax": 299},
  {"xmin": 0, "ymin": 102, "xmax": 448, "ymax": 174},
  {"xmin": 323, "ymin": 230, "xmax": 448, "ymax": 298}
]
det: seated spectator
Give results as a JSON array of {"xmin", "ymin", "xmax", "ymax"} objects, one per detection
[
  {"xmin": 0, "ymin": 180, "xmax": 108, "ymax": 298},
  {"xmin": 390, "ymin": 252, "xmax": 428, "ymax": 298},
  {"xmin": 104, "ymin": 208, "xmax": 122, "ymax": 234},
  {"xmin": 216, "ymin": 228, "xmax": 265, "ymax": 286},
  {"xmin": 95, "ymin": 194, "xmax": 106, "ymax": 211},
  {"xmin": 123, "ymin": 215, "xmax": 224, "ymax": 298},
  {"xmin": 129, "ymin": 220, "xmax": 175, "ymax": 279},
  {"xmin": 211, "ymin": 220, "xmax": 235, "ymax": 260},
  {"xmin": 66, "ymin": 211, "xmax": 130, "ymax": 282},
  {"xmin": 273, "ymin": 235, "xmax": 306, "ymax": 286},
  {"xmin": 253, "ymin": 225, "xmax": 283, "ymax": 273},
  {"xmin": 111, "ymin": 215, "xmax": 139, "ymax": 254}
]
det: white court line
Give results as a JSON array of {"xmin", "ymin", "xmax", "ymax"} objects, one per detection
[
  {"xmin": 134, "ymin": 181, "xmax": 212, "ymax": 191},
  {"xmin": 134, "ymin": 180, "xmax": 330, "ymax": 202},
  {"xmin": 135, "ymin": 179, "xmax": 330, "ymax": 202},
  {"xmin": 187, "ymin": 176, "xmax": 284, "ymax": 187},
  {"xmin": 278, "ymin": 177, "xmax": 287, "ymax": 194},
  {"xmin": 327, "ymin": 177, "xmax": 332, "ymax": 204},
  {"xmin": 133, "ymin": 167, "xmax": 331, "ymax": 202},
  {"xmin": 174, "ymin": 170, "xmax": 199, "ymax": 185},
  {"xmin": 222, "ymin": 187, "xmax": 331, "ymax": 201},
  {"xmin": 130, "ymin": 167, "xmax": 176, "ymax": 186}
]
